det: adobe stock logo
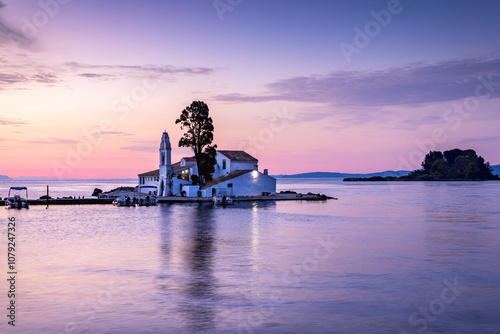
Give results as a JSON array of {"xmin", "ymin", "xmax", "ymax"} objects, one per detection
[
  {"xmin": 399, "ymin": 277, "xmax": 466, "ymax": 334},
  {"xmin": 213, "ymin": 0, "xmax": 243, "ymax": 21},
  {"xmin": 9, "ymin": 0, "xmax": 71, "ymax": 51},
  {"xmin": 339, "ymin": 0, "xmax": 405, "ymax": 64}
]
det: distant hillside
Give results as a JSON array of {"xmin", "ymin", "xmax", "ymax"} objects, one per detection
[
  {"xmin": 491, "ymin": 164, "xmax": 500, "ymax": 176},
  {"xmin": 274, "ymin": 170, "xmax": 410, "ymax": 178},
  {"xmin": 14, "ymin": 176, "xmax": 61, "ymax": 180},
  {"xmin": 0, "ymin": 175, "xmax": 11, "ymax": 180}
]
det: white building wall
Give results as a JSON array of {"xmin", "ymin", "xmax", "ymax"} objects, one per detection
[
  {"xmin": 171, "ymin": 178, "xmax": 191, "ymax": 196},
  {"xmin": 213, "ymin": 152, "xmax": 258, "ymax": 178},
  {"xmin": 204, "ymin": 171, "xmax": 276, "ymax": 197},
  {"xmin": 230, "ymin": 161, "xmax": 257, "ymax": 172},
  {"xmin": 182, "ymin": 185, "xmax": 202, "ymax": 197},
  {"xmin": 188, "ymin": 165, "xmax": 198, "ymax": 177},
  {"xmin": 213, "ymin": 153, "xmax": 230, "ymax": 178},
  {"xmin": 138, "ymin": 178, "xmax": 159, "ymax": 195}
]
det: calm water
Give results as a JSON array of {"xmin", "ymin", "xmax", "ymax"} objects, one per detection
[{"xmin": 1, "ymin": 178, "xmax": 499, "ymax": 333}]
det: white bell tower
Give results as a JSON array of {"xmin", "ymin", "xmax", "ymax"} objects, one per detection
[{"xmin": 159, "ymin": 131, "xmax": 172, "ymax": 196}]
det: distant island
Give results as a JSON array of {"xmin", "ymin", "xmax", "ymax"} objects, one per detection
[
  {"xmin": 0, "ymin": 175, "xmax": 11, "ymax": 180},
  {"xmin": 345, "ymin": 149, "xmax": 500, "ymax": 181},
  {"xmin": 274, "ymin": 170, "xmax": 410, "ymax": 178},
  {"xmin": 491, "ymin": 164, "xmax": 500, "ymax": 176}
]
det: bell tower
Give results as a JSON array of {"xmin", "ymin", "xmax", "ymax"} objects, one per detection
[{"xmin": 159, "ymin": 131, "xmax": 172, "ymax": 195}]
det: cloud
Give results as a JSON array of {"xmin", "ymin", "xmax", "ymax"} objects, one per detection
[
  {"xmin": 65, "ymin": 62, "xmax": 214, "ymax": 80},
  {"xmin": 24, "ymin": 133, "xmax": 132, "ymax": 145},
  {"xmin": 78, "ymin": 73, "xmax": 116, "ymax": 80},
  {"xmin": 0, "ymin": 71, "xmax": 59, "ymax": 90},
  {"xmin": 459, "ymin": 136, "xmax": 500, "ymax": 144},
  {"xmin": 32, "ymin": 73, "xmax": 58, "ymax": 84},
  {"xmin": 0, "ymin": 116, "xmax": 28, "ymax": 126},
  {"xmin": 0, "ymin": 3, "xmax": 33, "ymax": 49},
  {"xmin": 0, "ymin": 22, "xmax": 31, "ymax": 48},
  {"xmin": 120, "ymin": 140, "xmax": 159, "ymax": 152},
  {"xmin": 100, "ymin": 131, "xmax": 133, "ymax": 136},
  {"xmin": 383, "ymin": 115, "xmax": 443, "ymax": 130},
  {"xmin": 26, "ymin": 137, "xmax": 78, "ymax": 145},
  {"xmin": 0, "ymin": 58, "xmax": 215, "ymax": 91},
  {"xmin": 120, "ymin": 146, "xmax": 158, "ymax": 152},
  {"xmin": 0, "ymin": 73, "xmax": 28, "ymax": 85},
  {"xmin": 216, "ymin": 53, "xmax": 500, "ymax": 106}
]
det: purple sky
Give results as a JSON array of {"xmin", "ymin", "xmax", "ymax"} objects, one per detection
[{"xmin": 1, "ymin": 0, "xmax": 500, "ymax": 178}]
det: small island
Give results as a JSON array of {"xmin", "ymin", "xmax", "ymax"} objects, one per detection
[{"xmin": 344, "ymin": 149, "xmax": 500, "ymax": 181}]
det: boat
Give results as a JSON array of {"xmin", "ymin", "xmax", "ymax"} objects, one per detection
[
  {"xmin": 5, "ymin": 187, "xmax": 30, "ymax": 209},
  {"xmin": 112, "ymin": 186, "xmax": 158, "ymax": 207},
  {"xmin": 213, "ymin": 194, "xmax": 233, "ymax": 206},
  {"xmin": 112, "ymin": 196, "xmax": 133, "ymax": 207},
  {"xmin": 134, "ymin": 185, "xmax": 158, "ymax": 206},
  {"xmin": 135, "ymin": 195, "xmax": 157, "ymax": 206}
]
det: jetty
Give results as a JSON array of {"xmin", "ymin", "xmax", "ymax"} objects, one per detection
[{"xmin": 1, "ymin": 192, "xmax": 335, "ymax": 206}]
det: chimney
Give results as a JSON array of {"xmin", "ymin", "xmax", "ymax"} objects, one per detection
[{"xmin": 264, "ymin": 169, "xmax": 268, "ymax": 175}]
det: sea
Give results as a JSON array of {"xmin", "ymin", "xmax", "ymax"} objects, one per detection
[{"xmin": 0, "ymin": 178, "xmax": 499, "ymax": 334}]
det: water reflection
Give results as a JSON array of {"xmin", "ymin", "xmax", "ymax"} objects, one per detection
[
  {"xmin": 182, "ymin": 204, "xmax": 217, "ymax": 332},
  {"xmin": 234, "ymin": 200, "xmax": 277, "ymax": 210},
  {"xmin": 251, "ymin": 202, "xmax": 260, "ymax": 271},
  {"xmin": 3, "ymin": 181, "xmax": 500, "ymax": 333},
  {"xmin": 158, "ymin": 204, "xmax": 173, "ymax": 266}
]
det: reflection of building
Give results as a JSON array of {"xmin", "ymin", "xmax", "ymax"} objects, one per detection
[{"xmin": 137, "ymin": 131, "xmax": 276, "ymax": 197}]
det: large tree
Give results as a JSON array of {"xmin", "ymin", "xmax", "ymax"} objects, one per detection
[
  {"xmin": 422, "ymin": 151, "xmax": 444, "ymax": 173},
  {"xmin": 418, "ymin": 148, "xmax": 497, "ymax": 180},
  {"xmin": 175, "ymin": 101, "xmax": 217, "ymax": 186}
]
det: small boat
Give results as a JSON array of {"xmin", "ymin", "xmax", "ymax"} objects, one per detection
[
  {"xmin": 5, "ymin": 187, "xmax": 30, "ymax": 209},
  {"xmin": 135, "ymin": 195, "xmax": 157, "ymax": 206},
  {"xmin": 213, "ymin": 195, "xmax": 233, "ymax": 206},
  {"xmin": 112, "ymin": 196, "xmax": 133, "ymax": 207}
]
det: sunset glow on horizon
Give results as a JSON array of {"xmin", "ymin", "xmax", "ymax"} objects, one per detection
[{"xmin": 1, "ymin": 0, "xmax": 500, "ymax": 178}]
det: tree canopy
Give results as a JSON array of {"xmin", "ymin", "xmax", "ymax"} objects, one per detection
[
  {"xmin": 406, "ymin": 148, "xmax": 498, "ymax": 180},
  {"xmin": 345, "ymin": 148, "xmax": 498, "ymax": 182},
  {"xmin": 175, "ymin": 101, "xmax": 217, "ymax": 186}
]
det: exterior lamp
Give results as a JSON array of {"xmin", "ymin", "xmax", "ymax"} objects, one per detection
[{"xmin": 251, "ymin": 170, "xmax": 259, "ymax": 179}]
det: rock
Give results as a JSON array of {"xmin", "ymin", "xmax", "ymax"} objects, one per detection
[{"xmin": 92, "ymin": 188, "xmax": 103, "ymax": 197}]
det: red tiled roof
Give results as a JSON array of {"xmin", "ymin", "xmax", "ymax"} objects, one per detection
[
  {"xmin": 218, "ymin": 150, "xmax": 258, "ymax": 162},
  {"xmin": 171, "ymin": 162, "xmax": 181, "ymax": 171},
  {"xmin": 202, "ymin": 169, "xmax": 253, "ymax": 189},
  {"xmin": 138, "ymin": 161, "xmax": 195, "ymax": 177},
  {"xmin": 173, "ymin": 162, "xmax": 195, "ymax": 172},
  {"xmin": 138, "ymin": 169, "xmax": 159, "ymax": 177}
]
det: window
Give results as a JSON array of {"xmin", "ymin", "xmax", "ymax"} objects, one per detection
[
  {"xmin": 228, "ymin": 183, "xmax": 233, "ymax": 188},
  {"xmin": 161, "ymin": 153, "xmax": 165, "ymax": 165},
  {"xmin": 222, "ymin": 159, "xmax": 226, "ymax": 170}
]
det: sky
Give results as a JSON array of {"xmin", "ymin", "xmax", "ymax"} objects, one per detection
[{"xmin": 1, "ymin": 0, "xmax": 500, "ymax": 178}]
